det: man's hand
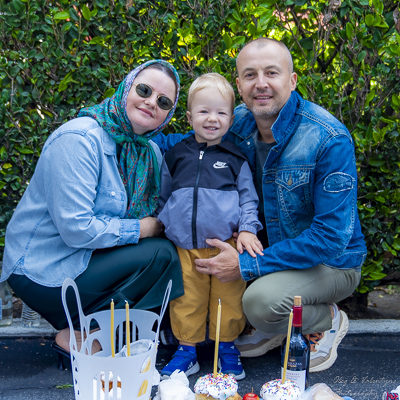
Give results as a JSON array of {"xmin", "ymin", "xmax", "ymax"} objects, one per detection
[
  {"xmin": 139, "ymin": 217, "xmax": 163, "ymax": 238},
  {"xmin": 194, "ymin": 238, "xmax": 241, "ymax": 283}
]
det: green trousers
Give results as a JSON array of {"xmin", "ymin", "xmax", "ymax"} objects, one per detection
[
  {"xmin": 8, "ymin": 238, "xmax": 184, "ymax": 330},
  {"xmin": 242, "ymin": 264, "xmax": 361, "ymax": 335}
]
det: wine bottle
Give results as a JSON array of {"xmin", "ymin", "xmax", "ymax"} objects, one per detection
[{"xmin": 280, "ymin": 295, "xmax": 310, "ymax": 392}]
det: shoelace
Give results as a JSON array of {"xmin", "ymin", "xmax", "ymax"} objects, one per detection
[{"xmin": 306, "ymin": 332, "xmax": 324, "ymax": 352}]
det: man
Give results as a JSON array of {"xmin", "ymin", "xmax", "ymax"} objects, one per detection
[{"xmin": 194, "ymin": 38, "xmax": 367, "ymax": 373}]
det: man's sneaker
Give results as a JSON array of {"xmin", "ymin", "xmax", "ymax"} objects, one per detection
[
  {"xmin": 308, "ymin": 304, "xmax": 349, "ymax": 373},
  {"xmin": 218, "ymin": 342, "xmax": 245, "ymax": 380},
  {"xmin": 235, "ymin": 326, "xmax": 285, "ymax": 358},
  {"xmin": 160, "ymin": 345, "xmax": 200, "ymax": 379}
]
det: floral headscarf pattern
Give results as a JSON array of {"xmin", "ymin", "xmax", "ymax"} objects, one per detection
[{"xmin": 78, "ymin": 60, "xmax": 180, "ymax": 219}]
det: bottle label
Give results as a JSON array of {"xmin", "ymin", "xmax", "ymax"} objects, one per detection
[
  {"xmin": 281, "ymin": 354, "xmax": 308, "ymax": 392},
  {"xmin": 281, "ymin": 367, "xmax": 306, "ymax": 392}
]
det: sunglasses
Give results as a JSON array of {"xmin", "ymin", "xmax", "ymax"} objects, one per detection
[{"xmin": 133, "ymin": 83, "xmax": 174, "ymax": 111}]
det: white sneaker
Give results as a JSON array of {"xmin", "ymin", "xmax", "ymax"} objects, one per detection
[
  {"xmin": 235, "ymin": 326, "xmax": 285, "ymax": 358},
  {"xmin": 309, "ymin": 304, "xmax": 349, "ymax": 373}
]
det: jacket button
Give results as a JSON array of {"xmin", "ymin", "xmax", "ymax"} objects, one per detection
[
  {"xmin": 111, "ymin": 191, "xmax": 116, "ymax": 196},
  {"xmin": 247, "ymin": 141, "xmax": 251, "ymax": 146}
]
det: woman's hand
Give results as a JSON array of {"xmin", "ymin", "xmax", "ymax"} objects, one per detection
[{"xmin": 139, "ymin": 217, "xmax": 164, "ymax": 238}]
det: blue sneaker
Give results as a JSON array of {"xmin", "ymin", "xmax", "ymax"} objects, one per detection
[
  {"xmin": 161, "ymin": 345, "xmax": 200, "ymax": 379},
  {"xmin": 218, "ymin": 342, "xmax": 245, "ymax": 380}
]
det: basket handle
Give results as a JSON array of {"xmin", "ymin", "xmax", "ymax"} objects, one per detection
[
  {"xmin": 156, "ymin": 279, "xmax": 172, "ymax": 338},
  {"xmin": 61, "ymin": 277, "xmax": 87, "ymax": 352}
]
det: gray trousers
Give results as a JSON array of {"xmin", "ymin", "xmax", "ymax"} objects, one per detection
[{"xmin": 242, "ymin": 264, "xmax": 361, "ymax": 335}]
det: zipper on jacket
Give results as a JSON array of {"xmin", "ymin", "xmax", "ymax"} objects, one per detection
[{"xmin": 192, "ymin": 150, "xmax": 205, "ymax": 248}]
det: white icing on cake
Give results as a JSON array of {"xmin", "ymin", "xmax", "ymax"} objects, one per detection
[
  {"xmin": 260, "ymin": 379, "xmax": 301, "ymax": 400},
  {"xmin": 194, "ymin": 373, "xmax": 238, "ymax": 400}
]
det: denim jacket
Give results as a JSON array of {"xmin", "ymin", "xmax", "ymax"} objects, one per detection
[
  {"xmin": 224, "ymin": 91, "xmax": 367, "ymax": 280},
  {"xmin": 1, "ymin": 117, "xmax": 162, "ymax": 287}
]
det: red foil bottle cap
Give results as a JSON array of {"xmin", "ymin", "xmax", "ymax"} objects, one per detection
[{"xmin": 292, "ymin": 296, "xmax": 302, "ymax": 327}]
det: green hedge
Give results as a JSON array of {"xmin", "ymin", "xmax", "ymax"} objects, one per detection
[{"xmin": 1, "ymin": 0, "xmax": 399, "ymax": 293}]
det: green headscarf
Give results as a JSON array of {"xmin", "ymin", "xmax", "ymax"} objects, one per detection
[{"xmin": 78, "ymin": 60, "xmax": 180, "ymax": 219}]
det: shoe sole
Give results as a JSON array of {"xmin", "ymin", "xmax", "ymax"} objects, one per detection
[
  {"xmin": 161, "ymin": 361, "xmax": 200, "ymax": 380},
  {"xmin": 217, "ymin": 360, "xmax": 246, "ymax": 380},
  {"xmin": 310, "ymin": 310, "xmax": 349, "ymax": 373},
  {"xmin": 237, "ymin": 334, "xmax": 285, "ymax": 358}
]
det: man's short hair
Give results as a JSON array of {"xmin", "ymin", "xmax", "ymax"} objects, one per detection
[
  {"xmin": 236, "ymin": 37, "xmax": 294, "ymax": 74},
  {"xmin": 187, "ymin": 73, "xmax": 235, "ymax": 112}
]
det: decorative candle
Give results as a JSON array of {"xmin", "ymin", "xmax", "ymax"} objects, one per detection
[
  {"xmin": 125, "ymin": 300, "xmax": 131, "ymax": 356},
  {"xmin": 282, "ymin": 311, "xmax": 294, "ymax": 384},
  {"xmin": 213, "ymin": 299, "xmax": 222, "ymax": 377},
  {"xmin": 111, "ymin": 299, "xmax": 115, "ymax": 357}
]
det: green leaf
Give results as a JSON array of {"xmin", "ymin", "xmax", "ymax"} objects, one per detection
[
  {"xmin": 223, "ymin": 33, "xmax": 232, "ymax": 49},
  {"xmin": 299, "ymin": 38, "xmax": 313, "ymax": 50},
  {"xmin": 365, "ymin": 89, "xmax": 375, "ymax": 106},
  {"xmin": 104, "ymin": 88, "xmax": 115, "ymax": 98},
  {"xmin": 15, "ymin": 146, "xmax": 34, "ymax": 154},
  {"xmin": 193, "ymin": 45, "xmax": 201, "ymax": 56},
  {"xmin": 368, "ymin": 158, "xmax": 385, "ymax": 167},
  {"xmin": 392, "ymin": 239, "xmax": 400, "ymax": 251},
  {"xmin": 346, "ymin": 23, "xmax": 353, "ymax": 40},
  {"xmin": 0, "ymin": 147, "xmax": 7, "ymax": 160},
  {"xmin": 88, "ymin": 36, "xmax": 104, "ymax": 45},
  {"xmin": 365, "ymin": 14, "xmax": 374, "ymax": 26},
  {"xmin": 12, "ymin": 0, "xmax": 25, "ymax": 13},
  {"xmin": 357, "ymin": 50, "xmax": 367, "ymax": 62},
  {"xmin": 82, "ymin": 4, "xmax": 91, "ymax": 21},
  {"xmin": 54, "ymin": 11, "xmax": 70, "ymax": 20},
  {"xmin": 232, "ymin": 9, "xmax": 241, "ymax": 21}
]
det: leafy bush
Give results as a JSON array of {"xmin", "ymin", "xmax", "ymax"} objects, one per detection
[{"xmin": 1, "ymin": 0, "xmax": 399, "ymax": 293}]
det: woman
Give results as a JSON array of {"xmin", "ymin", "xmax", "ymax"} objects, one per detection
[{"xmin": 0, "ymin": 60, "xmax": 184, "ymax": 360}]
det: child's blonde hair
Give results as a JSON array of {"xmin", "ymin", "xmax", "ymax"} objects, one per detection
[{"xmin": 187, "ymin": 73, "xmax": 235, "ymax": 112}]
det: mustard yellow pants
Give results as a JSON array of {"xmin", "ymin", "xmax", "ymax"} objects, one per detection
[{"xmin": 170, "ymin": 239, "xmax": 246, "ymax": 344}]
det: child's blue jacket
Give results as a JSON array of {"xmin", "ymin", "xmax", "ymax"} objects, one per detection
[{"xmin": 156, "ymin": 135, "xmax": 262, "ymax": 250}]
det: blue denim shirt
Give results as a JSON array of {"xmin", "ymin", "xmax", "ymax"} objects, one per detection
[
  {"xmin": 1, "ymin": 117, "xmax": 162, "ymax": 287},
  {"xmin": 224, "ymin": 92, "xmax": 367, "ymax": 280}
]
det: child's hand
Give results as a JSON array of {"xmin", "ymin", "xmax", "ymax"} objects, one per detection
[{"xmin": 236, "ymin": 231, "xmax": 264, "ymax": 258}]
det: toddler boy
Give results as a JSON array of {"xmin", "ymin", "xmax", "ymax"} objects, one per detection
[{"xmin": 157, "ymin": 73, "xmax": 263, "ymax": 380}]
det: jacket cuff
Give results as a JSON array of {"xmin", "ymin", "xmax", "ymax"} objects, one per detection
[
  {"xmin": 239, "ymin": 251, "xmax": 261, "ymax": 281},
  {"xmin": 238, "ymin": 224, "xmax": 258, "ymax": 235},
  {"xmin": 118, "ymin": 219, "xmax": 140, "ymax": 246}
]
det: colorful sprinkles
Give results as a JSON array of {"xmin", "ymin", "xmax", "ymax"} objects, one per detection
[
  {"xmin": 194, "ymin": 373, "xmax": 238, "ymax": 400},
  {"xmin": 260, "ymin": 379, "xmax": 301, "ymax": 400}
]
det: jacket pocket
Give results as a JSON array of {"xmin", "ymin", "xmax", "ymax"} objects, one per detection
[
  {"xmin": 275, "ymin": 169, "xmax": 313, "ymax": 236},
  {"xmin": 94, "ymin": 185, "xmax": 126, "ymax": 217}
]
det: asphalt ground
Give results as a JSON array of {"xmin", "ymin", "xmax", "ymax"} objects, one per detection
[{"xmin": 1, "ymin": 319, "xmax": 400, "ymax": 400}]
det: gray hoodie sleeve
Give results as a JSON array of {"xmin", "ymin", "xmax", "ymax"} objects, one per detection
[{"xmin": 237, "ymin": 161, "xmax": 263, "ymax": 234}]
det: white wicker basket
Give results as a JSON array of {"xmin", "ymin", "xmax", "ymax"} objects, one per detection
[{"xmin": 61, "ymin": 278, "xmax": 171, "ymax": 400}]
